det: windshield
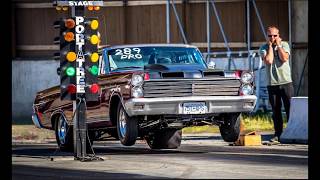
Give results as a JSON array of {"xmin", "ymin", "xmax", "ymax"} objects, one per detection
[{"xmin": 107, "ymin": 46, "xmax": 206, "ymax": 71}]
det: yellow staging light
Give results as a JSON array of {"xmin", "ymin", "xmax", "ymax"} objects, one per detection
[
  {"xmin": 90, "ymin": 53, "xmax": 99, "ymax": 62},
  {"xmin": 62, "ymin": 6, "xmax": 68, "ymax": 11},
  {"xmin": 88, "ymin": 6, "xmax": 94, "ymax": 11},
  {"xmin": 56, "ymin": 6, "xmax": 62, "ymax": 11},
  {"xmin": 66, "ymin": 52, "xmax": 77, "ymax": 62},
  {"xmin": 90, "ymin": 20, "xmax": 99, "ymax": 30},
  {"xmin": 65, "ymin": 19, "xmax": 75, "ymax": 29},
  {"xmin": 94, "ymin": 6, "xmax": 100, "ymax": 11},
  {"xmin": 64, "ymin": 32, "xmax": 75, "ymax": 42},
  {"xmin": 90, "ymin": 35, "xmax": 99, "ymax": 45}
]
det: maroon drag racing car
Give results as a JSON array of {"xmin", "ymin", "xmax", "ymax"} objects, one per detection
[{"xmin": 32, "ymin": 44, "xmax": 257, "ymax": 151}]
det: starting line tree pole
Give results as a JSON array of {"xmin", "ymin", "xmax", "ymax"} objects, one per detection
[
  {"xmin": 73, "ymin": 5, "xmax": 86, "ymax": 161},
  {"xmin": 53, "ymin": 0, "xmax": 103, "ymax": 161}
]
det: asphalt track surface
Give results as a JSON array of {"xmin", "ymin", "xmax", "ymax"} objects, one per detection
[{"xmin": 12, "ymin": 133, "xmax": 308, "ymax": 179}]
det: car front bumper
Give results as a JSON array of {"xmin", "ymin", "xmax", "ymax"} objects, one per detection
[{"xmin": 124, "ymin": 95, "xmax": 257, "ymax": 116}]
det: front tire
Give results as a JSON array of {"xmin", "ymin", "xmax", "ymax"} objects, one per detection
[
  {"xmin": 145, "ymin": 129, "xmax": 182, "ymax": 149},
  {"xmin": 117, "ymin": 103, "xmax": 138, "ymax": 146},
  {"xmin": 219, "ymin": 113, "xmax": 241, "ymax": 142}
]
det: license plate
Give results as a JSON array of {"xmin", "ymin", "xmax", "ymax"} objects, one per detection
[{"xmin": 183, "ymin": 102, "xmax": 207, "ymax": 114}]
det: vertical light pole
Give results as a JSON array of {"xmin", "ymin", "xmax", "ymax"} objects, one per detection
[
  {"xmin": 166, "ymin": 0, "xmax": 170, "ymax": 43},
  {"xmin": 206, "ymin": 0, "xmax": 211, "ymax": 60}
]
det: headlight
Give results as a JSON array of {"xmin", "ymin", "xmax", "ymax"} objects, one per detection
[
  {"xmin": 241, "ymin": 72, "xmax": 253, "ymax": 84},
  {"xmin": 240, "ymin": 84, "xmax": 253, "ymax": 95},
  {"xmin": 132, "ymin": 87, "xmax": 143, "ymax": 98},
  {"xmin": 132, "ymin": 74, "xmax": 144, "ymax": 86}
]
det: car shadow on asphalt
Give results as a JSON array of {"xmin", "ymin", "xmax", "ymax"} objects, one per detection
[
  {"xmin": 10, "ymin": 133, "xmax": 278, "ymax": 155},
  {"xmin": 12, "ymin": 133, "xmax": 307, "ymax": 161},
  {"xmin": 12, "ymin": 145, "xmax": 199, "ymax": 158},
  {"xmin": 12, "ymin": 142, "xmax": 308, "ymax": 171}
]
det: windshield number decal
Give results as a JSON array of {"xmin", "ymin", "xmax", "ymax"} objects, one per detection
[{"xmin": 115, "ymin": 48, "xmax": 142, "ymax": 60}]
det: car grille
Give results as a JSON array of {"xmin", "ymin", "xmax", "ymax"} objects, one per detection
[{"xmin": 143, "ymin": 78, "xmax": 241, "ymax": 98}]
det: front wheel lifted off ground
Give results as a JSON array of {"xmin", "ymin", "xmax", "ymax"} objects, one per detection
[{"xmin": 117, "ymin": 103, "xmax": 138, "ymax": 146}]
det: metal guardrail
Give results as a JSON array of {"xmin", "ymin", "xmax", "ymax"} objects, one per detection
[{"xmin": 202, "ymin": 50, "xmax": 263, "ymax": 71}]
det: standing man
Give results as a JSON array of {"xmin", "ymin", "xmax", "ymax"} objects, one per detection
[{"xmin": 259, "ymin": 26, "xmax": 294, "ymax": 143}]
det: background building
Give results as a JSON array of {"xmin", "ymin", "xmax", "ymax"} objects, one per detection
[{"xmin": 12, "ymin": 0, "xmax": 308, "ymax": 121}]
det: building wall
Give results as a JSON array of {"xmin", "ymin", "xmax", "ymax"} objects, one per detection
[
  {"xmin": 12, "ymin": 60, "xmax": 59, "ymax": 120},
  {"xmin": 12, "ymin": 0, "xmax": 290, "ymax": 58}
]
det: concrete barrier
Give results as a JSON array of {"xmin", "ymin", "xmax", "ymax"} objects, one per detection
[{"xmin": 280, "ymin": 97, "xmax": 308, "ymax": 144}]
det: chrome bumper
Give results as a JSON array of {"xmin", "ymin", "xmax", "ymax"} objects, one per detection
[
  {"xmin": 124, "ymin": 95, "xmax": 257, "ymax": 116},
  {"xmin": 31, "ymin": 113, "xmax": 43, "ymax": 128},
  {"xmin": 31, "ymin": 105, "xmax": 43, "ymax": 128}
]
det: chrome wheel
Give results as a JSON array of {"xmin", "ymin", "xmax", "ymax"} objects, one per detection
[
  {"xmin": 119, "ymin": 108, "xmax": 127, "ymax": 138},
  {"xmin": 117, "ymin": 103, "xmax": 138, "ymax": 146},
  {"xmin": 54, "ymin": 114, "xmax": 73, "ymax": 152},
  {"xmin": 57, "ymin": 116, "xmax": 68, "ymax": 145}
]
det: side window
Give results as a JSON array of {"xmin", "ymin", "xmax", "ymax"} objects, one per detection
[{"xmin": 109, "ymin": 56, "xmax": 118, "ymax": 71}]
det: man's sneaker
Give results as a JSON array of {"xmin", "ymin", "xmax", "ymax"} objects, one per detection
[{"xmin": 269, "ymin": 136, "xmax": 280, "ymax": 144}]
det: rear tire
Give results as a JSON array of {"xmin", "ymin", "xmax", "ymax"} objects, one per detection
[
  {"xmin": 145, "ymin": 129, "xmax": 182, "ymax": 149},
  {"xmin": 117, "ymin": 103, "xmax": 138, "ymax": 146},
  {"xmin": 55, "ymin": 115, "xmax": 73, "ymax": 152},
  {"xmin": 55, "ymin": 114, "xmax": 94, "ymax": 153},
  {"xmin": 219, "ymin": 113, "xmax": 241, "ymax": 142}
]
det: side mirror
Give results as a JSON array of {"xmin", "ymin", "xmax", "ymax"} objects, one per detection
[
  {"xmin": 207, "ymin": 59, "xmax": 216, "ymax": 69},
  {"xmin": 57, "ymin": 67, "xmax": 61, "ymax": 76}
]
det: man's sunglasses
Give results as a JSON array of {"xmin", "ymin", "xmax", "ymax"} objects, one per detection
[{"xmin": 268, "ymin": 35, "xmax": 278, "ymax": 37}]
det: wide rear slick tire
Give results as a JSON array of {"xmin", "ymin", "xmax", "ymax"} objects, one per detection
[
  {"xmin": 117, "ymin": 103, "xmax": 138, "ymax": 146},
  {"xmin": 146, "ymin": 129, "xmax": 182, "ymax": 149},
  {"xmin": 219, "ymin": 113, "xmax": 241, "ymax": 142}
]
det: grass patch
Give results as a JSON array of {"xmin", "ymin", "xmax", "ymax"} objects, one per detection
[
  {"xmin": 183, "ymin": 112, "xmax": 287, "ymax": 134},
  {"xmin": 12, "ymin": 125, "xmax": 55, "ymax": 141},
  {"xmin": 241, "ymin": 113, "xmax": 273, "ymax": 132},
  {"xmin": 242, "ymin": 112, "xmax": 287, "ymax": 132},
  {"xmin": 183, "ymin": 125, "xmax": 219, "ymax": 134}
]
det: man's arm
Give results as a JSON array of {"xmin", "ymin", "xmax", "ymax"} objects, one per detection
[
  {"xmin": 263, "ymin": 43, "xmax": 274, "ymax": 65},
  {"xmin": 276, "ymin": 37, "xmax": 290, "ymax": 62},
  {"xmin": 277, "ymin": 46, "xmax": 290, "ymax": 62}
]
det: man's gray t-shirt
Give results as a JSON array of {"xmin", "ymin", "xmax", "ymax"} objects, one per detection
[{"xmin": 259, "ymin": 41, "xmax": 292, "ymax": 86}]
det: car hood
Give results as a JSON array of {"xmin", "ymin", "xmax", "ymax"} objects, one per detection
[{"xmin": 143, "ymin": 64, "xmax": 224, "ymax": 79}]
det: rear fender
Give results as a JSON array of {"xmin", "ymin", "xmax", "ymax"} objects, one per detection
[{"xmin": 50, "ymin": 110, "xmax": 69, "ymax": 130}]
